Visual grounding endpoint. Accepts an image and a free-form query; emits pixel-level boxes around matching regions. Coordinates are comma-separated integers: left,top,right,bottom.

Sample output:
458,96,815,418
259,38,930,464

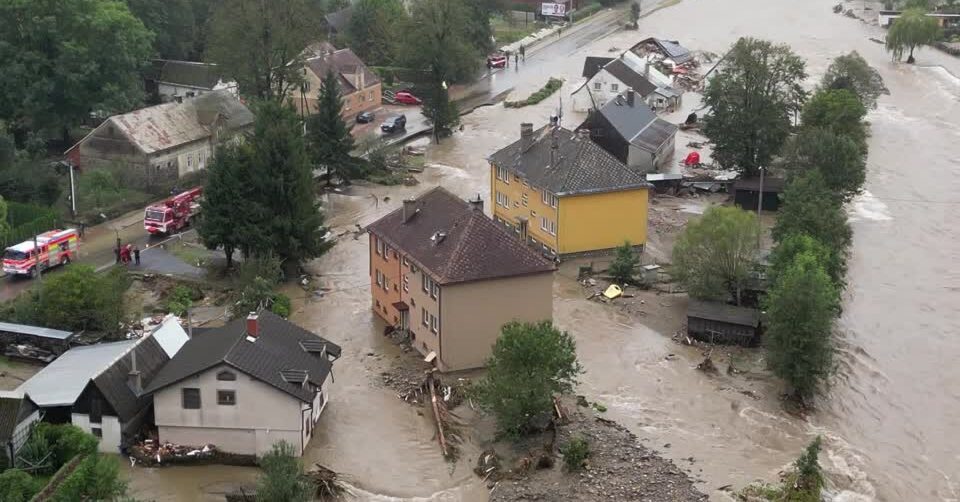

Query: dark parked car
381,114,407,133
356,111,375,123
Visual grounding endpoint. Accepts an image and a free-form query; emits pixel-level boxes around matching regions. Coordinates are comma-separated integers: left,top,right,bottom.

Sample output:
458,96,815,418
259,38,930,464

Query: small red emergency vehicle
2,229,80,278
143,187,203,235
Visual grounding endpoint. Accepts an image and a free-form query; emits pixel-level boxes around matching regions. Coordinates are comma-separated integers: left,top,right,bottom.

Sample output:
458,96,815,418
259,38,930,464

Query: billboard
541,2,567,17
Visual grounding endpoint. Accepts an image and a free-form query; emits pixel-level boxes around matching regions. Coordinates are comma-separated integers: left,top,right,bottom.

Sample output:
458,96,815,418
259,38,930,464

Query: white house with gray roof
142,312,342,457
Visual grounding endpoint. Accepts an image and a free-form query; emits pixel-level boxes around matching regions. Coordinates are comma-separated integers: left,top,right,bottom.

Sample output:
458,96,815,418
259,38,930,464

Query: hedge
504,78,564,108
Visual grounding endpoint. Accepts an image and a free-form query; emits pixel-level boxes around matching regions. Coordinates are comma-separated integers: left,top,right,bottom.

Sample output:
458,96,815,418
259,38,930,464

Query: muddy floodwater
127,0,959,500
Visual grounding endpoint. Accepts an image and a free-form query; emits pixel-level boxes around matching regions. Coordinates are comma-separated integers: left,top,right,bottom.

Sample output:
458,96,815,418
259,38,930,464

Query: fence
2,202,61,249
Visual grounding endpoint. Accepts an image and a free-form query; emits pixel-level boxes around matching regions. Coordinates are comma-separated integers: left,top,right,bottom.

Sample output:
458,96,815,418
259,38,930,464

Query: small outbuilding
686,300,761,346
733,177,785,212
0,322,74,362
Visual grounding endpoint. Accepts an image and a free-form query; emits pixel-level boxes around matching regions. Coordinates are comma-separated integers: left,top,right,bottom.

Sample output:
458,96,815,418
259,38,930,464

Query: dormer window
217,370,237,381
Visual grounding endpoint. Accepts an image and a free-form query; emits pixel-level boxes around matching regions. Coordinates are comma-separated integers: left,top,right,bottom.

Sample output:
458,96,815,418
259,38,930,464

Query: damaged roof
366,187,556,285
633,37,693,64
590,92,678,154
489,125,652,197
92,90,253,155
304,47,380,94
143,311,342,403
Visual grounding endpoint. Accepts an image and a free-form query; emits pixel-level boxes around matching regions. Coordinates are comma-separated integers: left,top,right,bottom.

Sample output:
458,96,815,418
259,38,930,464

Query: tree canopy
764,251,837,401
768,233,845,291
801,89,868,152
608,241,639,284
671,206,760,305
886,8,942,63
772,171,853,255
0,0,153,144
703,37,807,177
207,0,317,100
346,0,407,66
474,321,583,438
820,51,888,109
779,127,866,201
198,145,250,268
403,0,485,84
126,0,198,60
307,70,360,184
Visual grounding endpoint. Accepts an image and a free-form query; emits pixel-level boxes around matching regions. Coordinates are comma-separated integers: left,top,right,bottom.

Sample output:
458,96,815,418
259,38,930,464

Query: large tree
307,70,360,184
0,0,153,146
765,251,837,402
346,0,407,66
820,51,888,109
404,0,483,84
768,233,845,293
886,8,942,63
474,321,583,438
207,0,317,100
671,206,760,305
198,145,250,268
126,0,197,60
779,127,866,201
246,102,331,267
703,38,807,177
772,171,852,259
801,89,868,152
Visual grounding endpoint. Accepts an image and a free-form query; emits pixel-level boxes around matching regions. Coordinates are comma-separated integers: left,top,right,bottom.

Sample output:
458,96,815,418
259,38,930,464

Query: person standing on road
514,52,519,66
133,245,141,266
520,45,526,61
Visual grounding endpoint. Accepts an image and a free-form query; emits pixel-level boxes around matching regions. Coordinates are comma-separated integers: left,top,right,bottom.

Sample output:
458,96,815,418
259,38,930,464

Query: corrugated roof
734,177,786,193
154,60,227,89
98,90,253,155
687,300,760,327
143,312,341,403
304,48,380,94
488,125,652,196
366,188,556,285
0,322,73,340
17,340,137,407
582,56,614,79
633,37,693,64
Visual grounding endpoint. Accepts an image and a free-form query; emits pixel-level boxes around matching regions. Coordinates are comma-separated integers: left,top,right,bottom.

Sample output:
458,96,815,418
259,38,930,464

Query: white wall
71,413,123,453
145,140,212,178
571,68,625,112
159,81,239,102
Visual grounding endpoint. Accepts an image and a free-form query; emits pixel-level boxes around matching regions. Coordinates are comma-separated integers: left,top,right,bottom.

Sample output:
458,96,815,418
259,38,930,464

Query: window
382,276,389,292
182,388,201,409
402,256,408,267
422,307,429,327
187,154,193,168
383,245,391,261
611,83,619,91
541,217,557,236
376,269,384,287
593,82,602,91
376,237,384,256
541,191,558,208
91,427,102,438
496,191,509,208
496,166,509,183
217,370,236,381
430,314,439,334
431,282,439,299
199,150,205,168
422,274,434,294
402,274,409,292
217,390,237,406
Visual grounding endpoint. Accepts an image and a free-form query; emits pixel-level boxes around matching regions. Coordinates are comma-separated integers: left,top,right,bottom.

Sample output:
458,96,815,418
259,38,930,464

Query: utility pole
757,166,764,249
68,163,77,217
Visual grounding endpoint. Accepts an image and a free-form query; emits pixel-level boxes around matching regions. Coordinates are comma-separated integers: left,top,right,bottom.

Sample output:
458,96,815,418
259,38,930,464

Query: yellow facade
489,164,649,255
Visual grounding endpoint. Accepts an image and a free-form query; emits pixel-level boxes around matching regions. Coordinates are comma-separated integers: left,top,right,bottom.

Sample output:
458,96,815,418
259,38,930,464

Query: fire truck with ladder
143,187,203,235
2,229,80,278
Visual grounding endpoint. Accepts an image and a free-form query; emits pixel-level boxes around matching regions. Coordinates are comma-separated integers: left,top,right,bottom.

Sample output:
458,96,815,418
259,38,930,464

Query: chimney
626,88,635,107
128,350,142,393
402,199,418,223
644,60,650,79
469,194,483,212
246,312,259,340
520,122,534,139
577,128,590,139
549,114,559,126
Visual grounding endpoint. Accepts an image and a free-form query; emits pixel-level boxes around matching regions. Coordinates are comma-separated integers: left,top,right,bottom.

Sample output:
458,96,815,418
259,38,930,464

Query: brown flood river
127,0,960,500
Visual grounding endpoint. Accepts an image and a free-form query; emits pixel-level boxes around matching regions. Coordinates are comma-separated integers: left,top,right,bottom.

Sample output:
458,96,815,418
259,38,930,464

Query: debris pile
3,343,57,363
307,463,346,499
131,440,220,466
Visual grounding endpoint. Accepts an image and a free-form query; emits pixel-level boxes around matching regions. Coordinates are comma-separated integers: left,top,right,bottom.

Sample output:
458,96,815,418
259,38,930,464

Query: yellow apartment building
488,123,652,256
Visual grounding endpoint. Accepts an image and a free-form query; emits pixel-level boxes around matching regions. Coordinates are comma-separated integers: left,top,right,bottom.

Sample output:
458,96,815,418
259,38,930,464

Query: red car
394,91,422,105
487,53,508,69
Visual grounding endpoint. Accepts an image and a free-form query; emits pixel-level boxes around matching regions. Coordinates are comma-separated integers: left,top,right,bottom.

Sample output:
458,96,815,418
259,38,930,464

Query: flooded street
127,0,959,500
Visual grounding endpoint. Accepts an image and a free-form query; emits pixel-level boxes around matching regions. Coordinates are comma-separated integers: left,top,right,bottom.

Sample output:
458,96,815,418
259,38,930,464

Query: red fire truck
2,229,80,278
143,187,203,235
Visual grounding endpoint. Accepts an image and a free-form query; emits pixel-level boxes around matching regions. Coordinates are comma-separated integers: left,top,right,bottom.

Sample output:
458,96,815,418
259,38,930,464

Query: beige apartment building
367,187,556,372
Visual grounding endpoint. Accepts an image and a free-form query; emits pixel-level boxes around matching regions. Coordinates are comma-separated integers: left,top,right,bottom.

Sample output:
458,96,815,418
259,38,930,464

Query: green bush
271,293,292,318
0,469,44,502
562,436,590,471
51,454,127,502
504,78,563,108
167,285,194,316
36,423,99,468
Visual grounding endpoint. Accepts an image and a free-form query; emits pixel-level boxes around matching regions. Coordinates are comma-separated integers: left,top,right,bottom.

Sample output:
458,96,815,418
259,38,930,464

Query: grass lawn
167,241,211,268
491,16,547,46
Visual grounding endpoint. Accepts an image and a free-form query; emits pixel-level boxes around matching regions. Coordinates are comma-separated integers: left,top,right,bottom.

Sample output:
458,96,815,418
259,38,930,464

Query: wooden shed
686,300,761,346
0,322,75,362
733,177,785,212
